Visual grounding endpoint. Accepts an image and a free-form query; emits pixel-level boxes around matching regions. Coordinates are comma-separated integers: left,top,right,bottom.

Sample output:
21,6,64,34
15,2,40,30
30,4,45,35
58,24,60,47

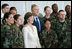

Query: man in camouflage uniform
11,24,24,48
50,4,59,31
50,4,58,20
55,10,71,48
40,20,58,48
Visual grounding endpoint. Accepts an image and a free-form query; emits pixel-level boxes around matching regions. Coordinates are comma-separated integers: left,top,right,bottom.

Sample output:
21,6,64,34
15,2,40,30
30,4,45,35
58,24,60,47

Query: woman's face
6,14,14,24
45,8,51,15
27,16,34,24
45,21,51,29
16,16,22,25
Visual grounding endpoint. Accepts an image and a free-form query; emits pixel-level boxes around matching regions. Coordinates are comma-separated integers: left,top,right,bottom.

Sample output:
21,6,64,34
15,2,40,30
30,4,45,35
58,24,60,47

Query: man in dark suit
31,4,43,38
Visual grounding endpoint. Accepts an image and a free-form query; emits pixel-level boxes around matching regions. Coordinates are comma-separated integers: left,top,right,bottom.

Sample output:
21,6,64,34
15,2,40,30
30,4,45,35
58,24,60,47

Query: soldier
63,5,71,48
1,12,14,48
65,5,71,32
12,14,24,48
65,5,71,20
55,10,71,48
50,3,58,20
50,4,58,30
41,6,51,30
40,19,58,48
10,7,17,16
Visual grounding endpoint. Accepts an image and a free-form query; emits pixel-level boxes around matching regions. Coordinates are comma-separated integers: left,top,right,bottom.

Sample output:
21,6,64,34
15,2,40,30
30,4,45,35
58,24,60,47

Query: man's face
4,6,10,13
10,10,17,16
32,6,39,16
45,8,51,15
52,4,58,13
59,11,66,20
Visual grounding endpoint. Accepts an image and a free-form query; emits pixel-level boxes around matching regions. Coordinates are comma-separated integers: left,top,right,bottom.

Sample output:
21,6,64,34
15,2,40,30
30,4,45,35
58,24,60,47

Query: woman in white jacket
22,12,41,48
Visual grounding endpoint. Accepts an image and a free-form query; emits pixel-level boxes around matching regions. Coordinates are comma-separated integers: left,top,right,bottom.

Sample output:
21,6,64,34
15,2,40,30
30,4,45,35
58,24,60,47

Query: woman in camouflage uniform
12,14,24,48
40,19,58,48
1,12,14,48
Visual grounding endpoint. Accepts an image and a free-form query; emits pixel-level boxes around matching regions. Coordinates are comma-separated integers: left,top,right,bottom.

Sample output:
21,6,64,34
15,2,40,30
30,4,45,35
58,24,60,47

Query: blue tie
36,17,41,32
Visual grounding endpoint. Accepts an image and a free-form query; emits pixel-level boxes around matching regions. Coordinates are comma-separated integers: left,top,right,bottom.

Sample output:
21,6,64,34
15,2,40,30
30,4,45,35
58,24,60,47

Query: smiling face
45,7,51,15
58,11,66,20
3,6,10,13
27,16,34,24
52,4,58,13
45,21,51,30
16,15,22,25
10,10,17,16
32,6,39,16
65,5,71,12
6,14,14,24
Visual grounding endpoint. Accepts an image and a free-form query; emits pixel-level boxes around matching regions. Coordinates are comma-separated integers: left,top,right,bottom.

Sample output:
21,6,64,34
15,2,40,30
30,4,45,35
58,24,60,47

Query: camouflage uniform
1,23,24,48
40,29,58,48
66,15,71,32
41,15,57,31
50,12,58,20
63,16,71,48
50,18,57,31
11,24,24,48
55,20,71,48
1,23,13,48
41,16,52,30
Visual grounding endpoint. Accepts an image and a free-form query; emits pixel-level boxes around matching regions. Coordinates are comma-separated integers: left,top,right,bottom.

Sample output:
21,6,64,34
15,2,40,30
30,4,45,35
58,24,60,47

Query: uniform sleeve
22,27,29,48
2,25,13,48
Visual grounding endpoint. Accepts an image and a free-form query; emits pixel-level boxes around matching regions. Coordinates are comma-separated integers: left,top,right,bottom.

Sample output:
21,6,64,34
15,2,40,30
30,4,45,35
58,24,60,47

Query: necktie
36,17,41,32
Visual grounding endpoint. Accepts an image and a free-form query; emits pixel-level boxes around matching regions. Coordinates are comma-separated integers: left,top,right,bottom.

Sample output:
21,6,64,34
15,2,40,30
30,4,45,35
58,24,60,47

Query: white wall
1,1,71,23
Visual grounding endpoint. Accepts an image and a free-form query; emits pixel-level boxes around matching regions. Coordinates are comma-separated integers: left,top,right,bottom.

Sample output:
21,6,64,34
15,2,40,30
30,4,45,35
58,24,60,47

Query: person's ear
2,9,4,11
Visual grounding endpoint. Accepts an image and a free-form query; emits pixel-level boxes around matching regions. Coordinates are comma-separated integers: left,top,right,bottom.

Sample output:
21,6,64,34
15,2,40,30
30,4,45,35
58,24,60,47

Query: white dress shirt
1,12,4,24
22,25,41,48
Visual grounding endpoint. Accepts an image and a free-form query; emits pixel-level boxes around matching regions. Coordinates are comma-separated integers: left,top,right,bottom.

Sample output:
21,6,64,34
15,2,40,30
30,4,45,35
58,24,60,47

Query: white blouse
22,25,41,48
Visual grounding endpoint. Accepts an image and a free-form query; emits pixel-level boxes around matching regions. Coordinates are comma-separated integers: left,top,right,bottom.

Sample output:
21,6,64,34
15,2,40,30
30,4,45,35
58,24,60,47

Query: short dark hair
44,19,51,24
31,4,38,11
59,10,64,13
24,12,33,25
14,14,21,20
2,12,12,24
2,4,9,9
58,10,64,15
44,6,50,11
52,3,57,9
10,7,17,11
